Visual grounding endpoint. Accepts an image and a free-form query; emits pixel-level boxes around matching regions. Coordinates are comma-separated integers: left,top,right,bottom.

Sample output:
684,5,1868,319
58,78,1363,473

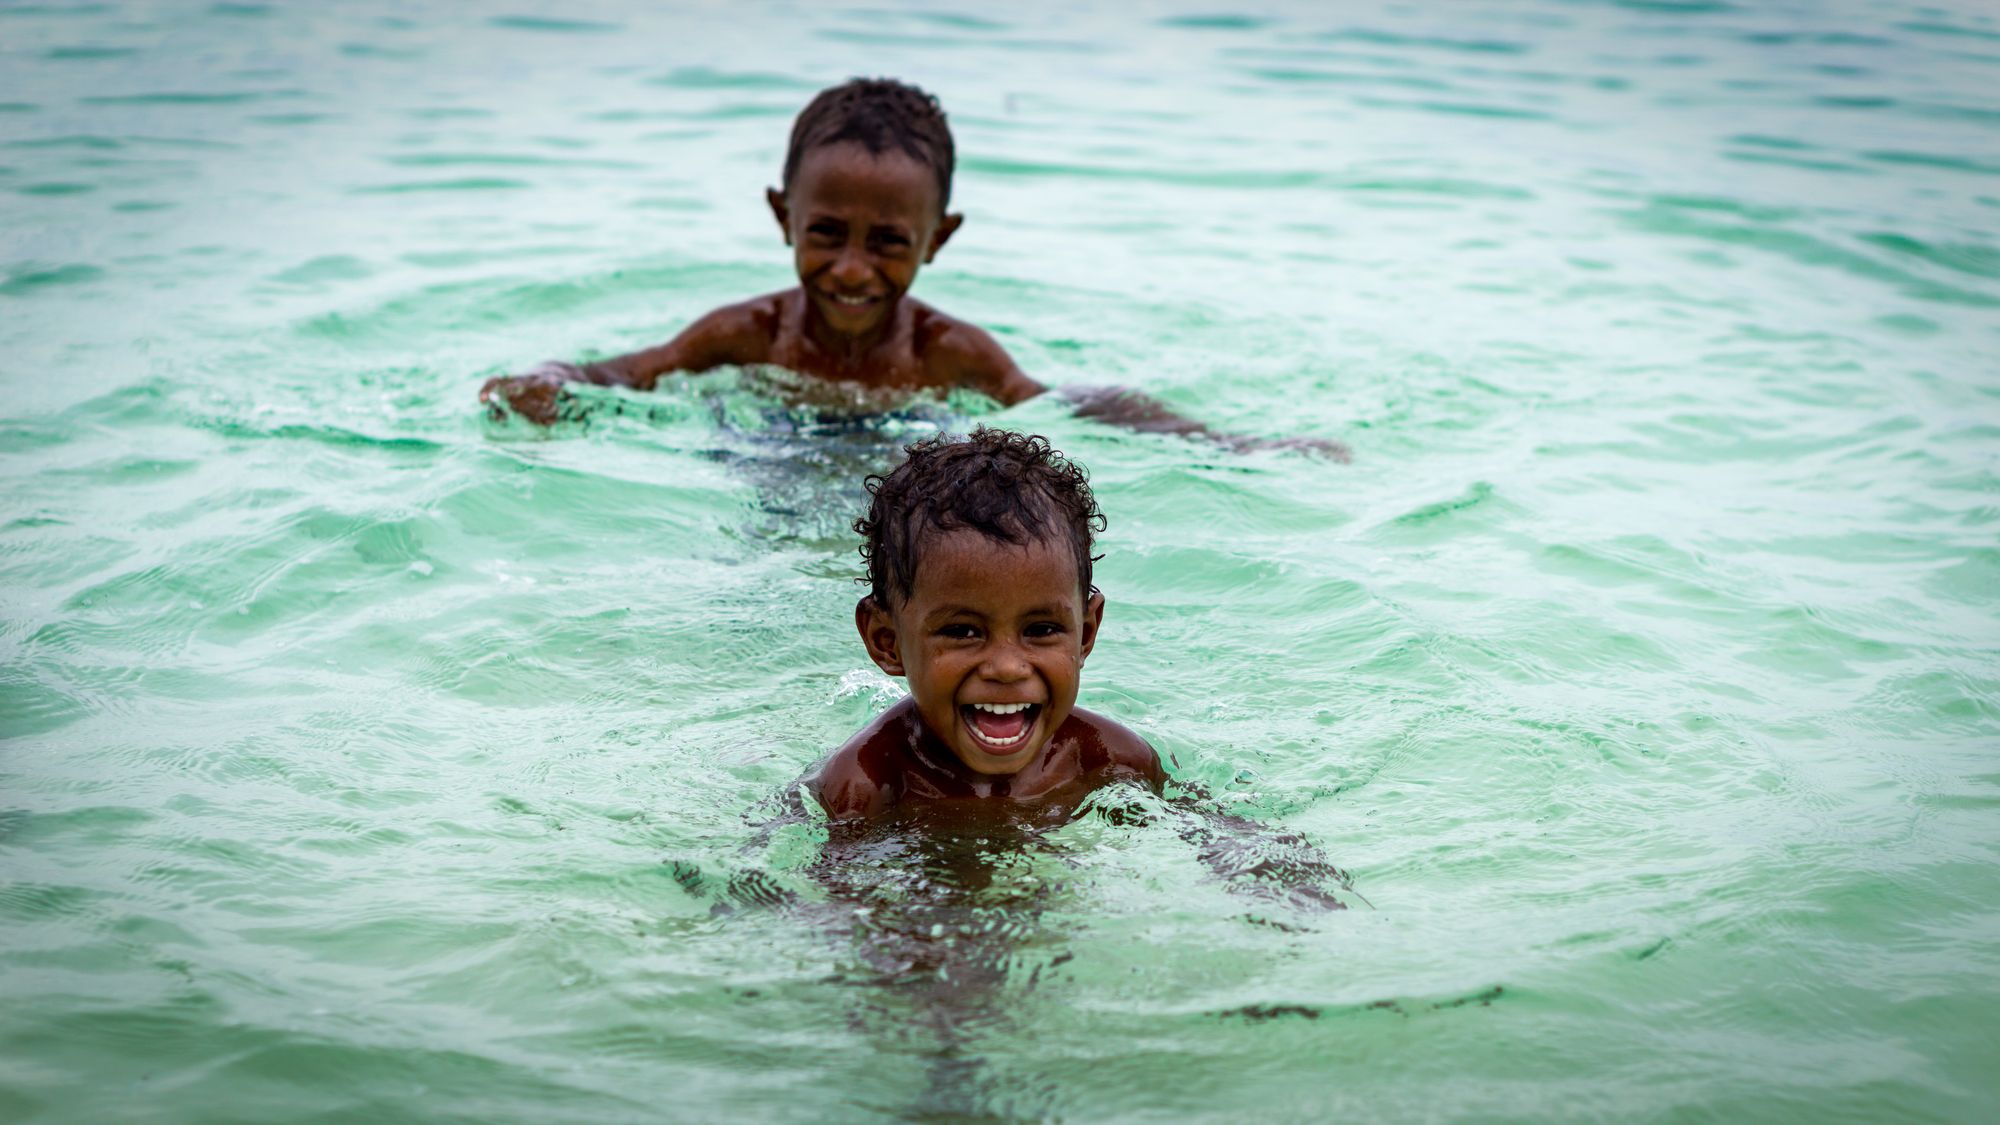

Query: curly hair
783,77,956,212
857,428,1105,608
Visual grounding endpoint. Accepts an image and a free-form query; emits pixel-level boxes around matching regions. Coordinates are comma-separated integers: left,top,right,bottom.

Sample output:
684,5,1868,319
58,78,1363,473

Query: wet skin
481,142,1041,421
811,531,1165,821
813,699,1164,822
477,142,1348,458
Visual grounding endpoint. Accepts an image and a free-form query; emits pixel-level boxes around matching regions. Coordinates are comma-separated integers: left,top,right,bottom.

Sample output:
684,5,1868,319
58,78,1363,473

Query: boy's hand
479,361,581,424
1224,434,1353,462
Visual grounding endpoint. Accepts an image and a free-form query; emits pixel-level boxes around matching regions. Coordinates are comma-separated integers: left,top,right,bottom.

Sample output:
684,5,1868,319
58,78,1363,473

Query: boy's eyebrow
921,600,1073,625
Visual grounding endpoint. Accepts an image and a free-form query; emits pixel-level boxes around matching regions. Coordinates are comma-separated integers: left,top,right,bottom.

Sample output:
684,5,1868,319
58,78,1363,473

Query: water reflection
681,784,1357,1118
652,367,979,543
526,365,977,544
810,800,1077,1119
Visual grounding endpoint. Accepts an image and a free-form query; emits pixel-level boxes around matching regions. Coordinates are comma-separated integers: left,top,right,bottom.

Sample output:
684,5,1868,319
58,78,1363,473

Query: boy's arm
933,321,1349,461
1176,800,1357,911
1075,708,1170,794
1061,386,1349,460
807,702,913,822
927,319,1047,406
1074,715,1349,910
479,298,777,424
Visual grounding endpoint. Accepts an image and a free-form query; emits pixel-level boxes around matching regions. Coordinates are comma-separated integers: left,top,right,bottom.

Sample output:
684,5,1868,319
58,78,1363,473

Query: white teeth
832,294,873,305
964,701,1038,751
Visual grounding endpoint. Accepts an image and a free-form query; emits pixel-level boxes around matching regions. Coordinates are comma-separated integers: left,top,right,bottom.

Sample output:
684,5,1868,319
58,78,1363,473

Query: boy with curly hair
809,427,1165,819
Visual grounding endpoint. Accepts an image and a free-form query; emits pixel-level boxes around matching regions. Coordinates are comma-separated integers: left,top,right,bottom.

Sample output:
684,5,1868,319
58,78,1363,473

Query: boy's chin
812,292,895,332
910,703,1054,777
951,742,1041,776
950,712,1048,775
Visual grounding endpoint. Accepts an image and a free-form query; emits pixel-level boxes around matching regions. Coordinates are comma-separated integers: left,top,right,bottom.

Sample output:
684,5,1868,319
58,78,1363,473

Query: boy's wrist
524,360,585,382
527,360,623,388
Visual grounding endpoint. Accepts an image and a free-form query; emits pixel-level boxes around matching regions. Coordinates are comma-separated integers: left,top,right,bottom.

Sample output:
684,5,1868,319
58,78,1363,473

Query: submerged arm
1147,774,1362,912
942,325,1348,460
1174,798,1360,912
1081,777,1358,913
1060,385,1350,460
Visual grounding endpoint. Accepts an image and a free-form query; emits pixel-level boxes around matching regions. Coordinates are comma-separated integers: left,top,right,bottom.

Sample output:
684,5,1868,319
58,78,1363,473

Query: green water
5,0,1999,1120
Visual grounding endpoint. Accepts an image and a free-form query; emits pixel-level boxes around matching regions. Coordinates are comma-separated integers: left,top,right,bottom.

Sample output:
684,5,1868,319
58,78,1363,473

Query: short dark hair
857,428,1105,608
783,77,956,212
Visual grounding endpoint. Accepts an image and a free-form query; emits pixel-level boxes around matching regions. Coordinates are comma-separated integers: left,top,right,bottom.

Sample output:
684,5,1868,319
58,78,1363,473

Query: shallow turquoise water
4,0,1999,1120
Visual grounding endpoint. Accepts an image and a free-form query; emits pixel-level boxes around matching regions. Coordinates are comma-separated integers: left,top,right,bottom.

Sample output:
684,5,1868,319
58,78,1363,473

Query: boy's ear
767,187,792,245
924,212,964,263
1078,588,1105,663
856,596,905,676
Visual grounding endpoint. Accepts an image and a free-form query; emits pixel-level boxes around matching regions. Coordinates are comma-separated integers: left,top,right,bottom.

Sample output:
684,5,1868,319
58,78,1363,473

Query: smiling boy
479,79,1342,456
810,428,1164,821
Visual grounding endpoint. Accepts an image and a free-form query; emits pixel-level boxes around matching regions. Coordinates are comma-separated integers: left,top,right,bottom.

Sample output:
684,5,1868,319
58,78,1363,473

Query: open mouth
959,701,1044,753
824,292,881,309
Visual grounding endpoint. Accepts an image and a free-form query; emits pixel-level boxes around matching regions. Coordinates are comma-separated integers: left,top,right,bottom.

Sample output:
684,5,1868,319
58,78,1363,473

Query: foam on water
3,0,1998,1120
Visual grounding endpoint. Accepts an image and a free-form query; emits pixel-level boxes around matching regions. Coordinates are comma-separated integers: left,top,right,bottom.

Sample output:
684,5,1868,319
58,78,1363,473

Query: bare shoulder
808,698,913,821
909,300,1045,405
1070,706,1167,791
671,289,789,369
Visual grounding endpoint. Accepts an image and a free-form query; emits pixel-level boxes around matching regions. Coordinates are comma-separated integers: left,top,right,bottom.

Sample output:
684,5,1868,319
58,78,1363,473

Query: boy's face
768,142,963,340
858,529,1103,777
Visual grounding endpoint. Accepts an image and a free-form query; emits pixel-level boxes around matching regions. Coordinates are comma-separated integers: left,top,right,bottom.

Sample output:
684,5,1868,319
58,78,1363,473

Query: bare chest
767,302,946,391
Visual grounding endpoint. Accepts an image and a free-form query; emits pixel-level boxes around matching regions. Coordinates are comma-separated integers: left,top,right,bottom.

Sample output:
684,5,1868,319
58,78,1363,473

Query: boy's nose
831,248,872,288
980,644,1032,681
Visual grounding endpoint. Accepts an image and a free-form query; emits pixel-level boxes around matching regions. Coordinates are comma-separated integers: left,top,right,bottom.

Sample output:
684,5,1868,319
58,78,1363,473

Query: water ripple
2,0,1997,1120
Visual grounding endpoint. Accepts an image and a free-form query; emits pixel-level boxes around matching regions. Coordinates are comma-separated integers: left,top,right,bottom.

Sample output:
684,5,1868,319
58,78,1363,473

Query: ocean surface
4,0,1998,1120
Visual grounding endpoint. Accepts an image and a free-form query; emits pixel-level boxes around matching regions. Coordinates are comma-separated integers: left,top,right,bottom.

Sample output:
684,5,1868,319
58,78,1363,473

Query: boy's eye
807,222,843,240
870,231,911,251
1025,621,1064,639
938,624,979,640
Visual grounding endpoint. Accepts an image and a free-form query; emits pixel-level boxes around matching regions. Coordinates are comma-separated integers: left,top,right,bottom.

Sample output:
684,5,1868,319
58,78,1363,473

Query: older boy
810,428,1164,820
480,78,1342,457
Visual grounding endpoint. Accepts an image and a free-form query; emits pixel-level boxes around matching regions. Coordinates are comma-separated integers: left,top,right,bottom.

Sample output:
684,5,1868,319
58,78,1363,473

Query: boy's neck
800,291,901,366
905,708,1013,797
